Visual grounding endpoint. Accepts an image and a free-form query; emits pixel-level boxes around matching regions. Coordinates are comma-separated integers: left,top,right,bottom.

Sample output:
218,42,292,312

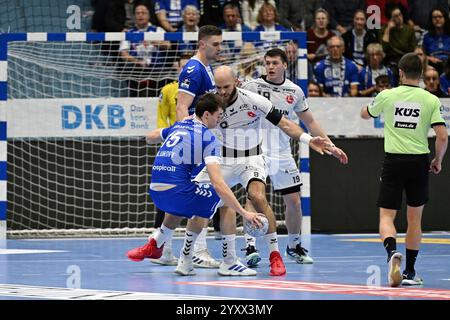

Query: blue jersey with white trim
152,118,221,186
314,57,359,97
178,57,216,115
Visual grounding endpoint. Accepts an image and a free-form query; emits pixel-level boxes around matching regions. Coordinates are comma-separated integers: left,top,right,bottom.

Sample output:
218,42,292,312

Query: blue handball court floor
0,233,449,300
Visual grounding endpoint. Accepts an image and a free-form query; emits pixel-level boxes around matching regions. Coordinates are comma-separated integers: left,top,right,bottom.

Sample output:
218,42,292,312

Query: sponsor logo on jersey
247,111,257,118
180,78,190,89
286,95,294,104
393,102,421,129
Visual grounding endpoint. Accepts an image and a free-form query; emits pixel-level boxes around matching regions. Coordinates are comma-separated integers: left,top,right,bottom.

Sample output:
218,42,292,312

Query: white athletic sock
264,232,280,253
245,234,256,248
288,233,301,249
150,224,174,248
222,234,237,264
194,227,208,252
180,230,199,261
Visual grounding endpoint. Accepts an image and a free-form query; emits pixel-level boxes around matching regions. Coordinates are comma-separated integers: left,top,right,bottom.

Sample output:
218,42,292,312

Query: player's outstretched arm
206,162,262,227
145,129,164,144
298,110,348,164
276,116,329,155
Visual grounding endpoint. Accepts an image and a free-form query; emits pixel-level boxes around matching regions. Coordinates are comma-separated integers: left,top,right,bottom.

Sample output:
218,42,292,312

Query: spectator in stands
380,4,416,71
440,57,450,95
220,3,252,55
424,67,448,97
253,2,288,32
373,74,392,96
365,0,409,27
342,10,379,70
241,0,277,30
236,43,264,82
176,5,201,54
278,0,323,31
323,0,365,34
119,3,171,96
414,46,429,88
155,0,199,32
314,35,359,97
408,0,449,31
307,80,324,97
124,0,159,29
285,40,298,81
198,0,241,27
359,43,395,97
221,3,252,32
423,7,450,75
307,9,335,65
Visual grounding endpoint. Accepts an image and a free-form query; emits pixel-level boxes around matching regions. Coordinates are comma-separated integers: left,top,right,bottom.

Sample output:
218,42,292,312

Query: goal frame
0,31,310,238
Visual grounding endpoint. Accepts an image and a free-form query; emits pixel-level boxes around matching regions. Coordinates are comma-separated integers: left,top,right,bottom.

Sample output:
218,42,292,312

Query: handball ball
244,214,269,237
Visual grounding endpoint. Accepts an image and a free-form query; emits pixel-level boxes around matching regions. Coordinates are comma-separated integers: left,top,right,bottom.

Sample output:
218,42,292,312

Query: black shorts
377,153,430,210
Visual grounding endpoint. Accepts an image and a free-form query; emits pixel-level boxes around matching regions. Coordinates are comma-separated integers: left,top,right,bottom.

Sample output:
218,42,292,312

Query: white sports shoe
218,259,257,276
285,245,314,264
192,249,220,268
174,259,196,276
149,246,178,266
388,251,403,287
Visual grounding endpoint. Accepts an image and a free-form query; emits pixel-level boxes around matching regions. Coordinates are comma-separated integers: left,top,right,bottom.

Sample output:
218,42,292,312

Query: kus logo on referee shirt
393,102,421,129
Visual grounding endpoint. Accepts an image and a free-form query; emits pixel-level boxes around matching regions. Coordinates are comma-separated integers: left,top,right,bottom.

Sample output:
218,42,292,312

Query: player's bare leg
380,208,402,287
402,205,424,285
283,192,313,264
217,206,256,276
127,213,182,262
247,181,286,276
175,216,209,275
243,200,262,267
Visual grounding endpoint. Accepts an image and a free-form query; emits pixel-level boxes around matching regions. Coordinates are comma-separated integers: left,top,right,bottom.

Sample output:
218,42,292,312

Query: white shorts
265,155,302,194
194,155,267,190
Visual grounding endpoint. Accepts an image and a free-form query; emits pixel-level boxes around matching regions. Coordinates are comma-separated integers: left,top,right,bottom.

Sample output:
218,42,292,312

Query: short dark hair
265,48,288,64
375,75,391,85
179,52,194,61
198,25,222,41
398,53,423,79
195,93,223,118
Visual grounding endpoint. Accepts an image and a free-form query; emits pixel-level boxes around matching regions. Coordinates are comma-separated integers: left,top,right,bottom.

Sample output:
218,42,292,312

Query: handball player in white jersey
194,65,332,276
241,48,348,267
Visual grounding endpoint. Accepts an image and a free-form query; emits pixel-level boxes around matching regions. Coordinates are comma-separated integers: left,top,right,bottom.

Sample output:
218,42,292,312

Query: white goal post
0,31,309,238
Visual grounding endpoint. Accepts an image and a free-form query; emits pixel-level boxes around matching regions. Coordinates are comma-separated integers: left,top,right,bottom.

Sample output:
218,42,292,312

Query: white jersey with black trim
241,76,309,158
214,88,274,152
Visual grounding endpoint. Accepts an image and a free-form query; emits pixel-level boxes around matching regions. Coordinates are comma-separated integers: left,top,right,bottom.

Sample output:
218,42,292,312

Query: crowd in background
90,0,450,98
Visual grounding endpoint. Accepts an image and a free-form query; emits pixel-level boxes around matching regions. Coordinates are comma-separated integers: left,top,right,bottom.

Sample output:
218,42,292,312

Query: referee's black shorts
377,153,430,210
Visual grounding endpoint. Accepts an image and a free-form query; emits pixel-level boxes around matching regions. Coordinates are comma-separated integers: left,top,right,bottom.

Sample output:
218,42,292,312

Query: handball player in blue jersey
175,25,223,267
127,93,263,275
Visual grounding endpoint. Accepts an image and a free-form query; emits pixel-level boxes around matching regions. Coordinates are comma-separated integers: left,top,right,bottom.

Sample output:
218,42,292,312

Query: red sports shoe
127,238,164,262
269,251,286,276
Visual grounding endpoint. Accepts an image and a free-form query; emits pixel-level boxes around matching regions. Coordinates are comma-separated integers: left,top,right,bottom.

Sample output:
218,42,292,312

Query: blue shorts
149,183,221,219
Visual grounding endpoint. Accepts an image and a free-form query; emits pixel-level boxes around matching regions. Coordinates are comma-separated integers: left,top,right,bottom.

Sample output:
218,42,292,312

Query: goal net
3,31,307,238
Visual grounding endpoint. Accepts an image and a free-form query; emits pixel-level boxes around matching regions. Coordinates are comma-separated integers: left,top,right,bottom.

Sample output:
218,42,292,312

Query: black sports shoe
402,270,424,286
242,245,261,267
